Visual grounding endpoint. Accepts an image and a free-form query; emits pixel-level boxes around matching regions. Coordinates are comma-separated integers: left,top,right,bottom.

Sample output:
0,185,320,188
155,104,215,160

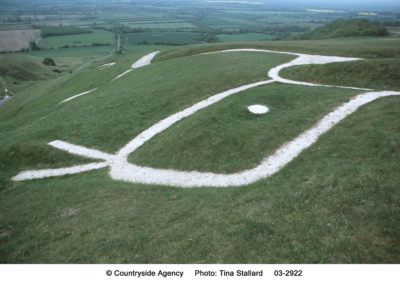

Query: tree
30,41,40,51
42,58,56,66
112,24,128,54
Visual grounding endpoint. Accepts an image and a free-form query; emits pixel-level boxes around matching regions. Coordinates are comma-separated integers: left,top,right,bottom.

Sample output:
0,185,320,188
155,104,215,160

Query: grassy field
39,30,115,49
124,32,201,45
281,58,400,91
217,33,275,42
0,54,58,96
129,83,360,173
155,37,400,61
127,22,197,29
0,38,399,263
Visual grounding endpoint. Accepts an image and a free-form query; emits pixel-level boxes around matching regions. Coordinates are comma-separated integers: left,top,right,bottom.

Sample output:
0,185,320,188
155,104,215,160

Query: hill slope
0,54,58,82
0,38,399,263
292,18,388,40
0,54,59,98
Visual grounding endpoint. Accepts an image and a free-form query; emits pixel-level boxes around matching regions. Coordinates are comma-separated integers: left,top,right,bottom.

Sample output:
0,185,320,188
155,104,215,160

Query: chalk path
60,51,160,103
12,49,400,187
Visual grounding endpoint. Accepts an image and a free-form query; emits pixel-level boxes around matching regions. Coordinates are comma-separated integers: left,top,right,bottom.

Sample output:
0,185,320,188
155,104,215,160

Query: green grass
0,51,158,123
281,58,400,91
255,14,305,24
0,54,57,82
155,37,400,62
217,33,275,42
124,32,201,45
293,18,388,40
129,84,360,173
0,52,294,154
26,45,114,58
39,30,115,49
0,54,58,96
0,39,399,263
127,22,196,29
1,96,399,263
26,45,168,59
40,26,92,37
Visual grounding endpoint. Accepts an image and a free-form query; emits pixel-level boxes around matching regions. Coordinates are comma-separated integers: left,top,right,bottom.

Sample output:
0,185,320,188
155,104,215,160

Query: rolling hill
0,37,399,263
292,18,389,40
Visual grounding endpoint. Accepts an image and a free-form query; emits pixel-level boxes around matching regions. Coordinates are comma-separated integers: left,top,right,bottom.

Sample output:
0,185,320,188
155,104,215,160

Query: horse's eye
248,104,269,114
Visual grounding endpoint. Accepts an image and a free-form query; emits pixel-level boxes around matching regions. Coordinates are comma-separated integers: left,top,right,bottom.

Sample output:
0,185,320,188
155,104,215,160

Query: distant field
0,29,40,52
387,27,400,36
98,11,165,21
39,30,115,49
255,15,305,24
0,23,33,31
124,31,201,45
217,33,275,42
26,45,114,57
127,22,197,29
200,16,247,27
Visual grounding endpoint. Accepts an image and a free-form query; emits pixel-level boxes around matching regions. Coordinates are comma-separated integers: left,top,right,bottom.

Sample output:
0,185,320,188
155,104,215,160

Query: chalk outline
12,49,400,187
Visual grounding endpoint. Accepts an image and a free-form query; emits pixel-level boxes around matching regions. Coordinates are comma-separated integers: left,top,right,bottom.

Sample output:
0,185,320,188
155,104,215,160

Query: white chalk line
98,62,116,69
59,88,98,104
207,49,371,91
112,51,160,81
112,69,133,81
13,162,109,181
118,79,274,157
11,49,400,187
61,51,160,103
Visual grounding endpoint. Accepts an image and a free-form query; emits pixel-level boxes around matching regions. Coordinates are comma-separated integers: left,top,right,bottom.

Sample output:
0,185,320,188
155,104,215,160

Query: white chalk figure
12,50,400,187
248,104,269,114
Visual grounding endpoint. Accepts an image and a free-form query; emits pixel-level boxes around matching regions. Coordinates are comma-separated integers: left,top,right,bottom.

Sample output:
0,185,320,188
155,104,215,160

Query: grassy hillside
292,18,388,40
130,84,360,173
155,37,400,61
0,38,399,263
0,54,59,98
0,54,57,82
281,58,400,91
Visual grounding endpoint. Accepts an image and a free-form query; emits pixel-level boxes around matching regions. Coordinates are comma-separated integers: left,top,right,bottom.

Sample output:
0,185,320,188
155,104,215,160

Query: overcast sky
3,0,400,9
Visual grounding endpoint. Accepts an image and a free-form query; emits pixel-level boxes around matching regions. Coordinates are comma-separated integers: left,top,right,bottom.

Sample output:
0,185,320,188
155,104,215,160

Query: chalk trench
12,49,400,187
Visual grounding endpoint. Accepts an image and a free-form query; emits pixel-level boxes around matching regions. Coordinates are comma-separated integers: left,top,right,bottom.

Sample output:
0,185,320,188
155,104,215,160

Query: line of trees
292,18,388,40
